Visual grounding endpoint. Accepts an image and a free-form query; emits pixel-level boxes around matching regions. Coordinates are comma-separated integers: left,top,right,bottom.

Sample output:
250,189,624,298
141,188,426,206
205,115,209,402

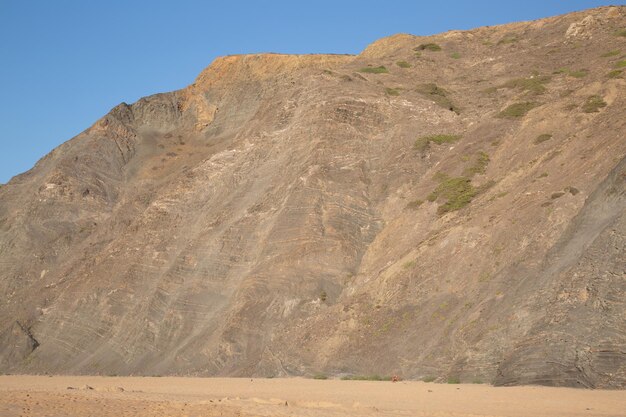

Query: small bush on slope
359,66,388,74
415,43,442,51
498,102,539,118
582,95,607,113
414,134,461,152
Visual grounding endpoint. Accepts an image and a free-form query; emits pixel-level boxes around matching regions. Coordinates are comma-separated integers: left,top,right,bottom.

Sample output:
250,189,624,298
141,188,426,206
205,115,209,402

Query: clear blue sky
0,0,616,183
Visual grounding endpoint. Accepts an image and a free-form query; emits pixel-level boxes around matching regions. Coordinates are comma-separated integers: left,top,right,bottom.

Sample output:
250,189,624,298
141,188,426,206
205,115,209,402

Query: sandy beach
0,375,625,417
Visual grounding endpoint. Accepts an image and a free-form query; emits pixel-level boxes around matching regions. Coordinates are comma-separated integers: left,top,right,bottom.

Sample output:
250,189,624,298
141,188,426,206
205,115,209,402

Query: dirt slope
0,6,625,387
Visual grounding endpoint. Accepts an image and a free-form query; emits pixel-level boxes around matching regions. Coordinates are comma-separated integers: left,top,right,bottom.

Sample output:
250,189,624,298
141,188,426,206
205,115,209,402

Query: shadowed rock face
0,7,625,387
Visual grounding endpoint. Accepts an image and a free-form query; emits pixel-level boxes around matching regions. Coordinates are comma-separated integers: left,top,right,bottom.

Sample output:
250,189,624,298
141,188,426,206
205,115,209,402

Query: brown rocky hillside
1,6,625,388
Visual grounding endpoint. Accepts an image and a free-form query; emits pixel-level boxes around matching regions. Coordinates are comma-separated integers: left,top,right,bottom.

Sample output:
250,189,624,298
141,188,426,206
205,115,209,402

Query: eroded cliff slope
1,6,625,387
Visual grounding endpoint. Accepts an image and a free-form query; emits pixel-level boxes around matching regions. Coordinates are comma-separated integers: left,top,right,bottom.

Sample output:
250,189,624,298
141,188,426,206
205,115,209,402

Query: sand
0,375,625,417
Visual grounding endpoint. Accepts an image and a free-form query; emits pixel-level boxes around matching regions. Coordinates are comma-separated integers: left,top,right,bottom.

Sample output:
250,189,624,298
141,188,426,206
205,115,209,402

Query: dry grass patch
498,34,519,45
534,133,553,144
607,70,623,78
601,50,620,57
415,83,460,113
568,69,589,78
463,152,490,176
406,199,424,209
582,95,607,113
500,75,551,94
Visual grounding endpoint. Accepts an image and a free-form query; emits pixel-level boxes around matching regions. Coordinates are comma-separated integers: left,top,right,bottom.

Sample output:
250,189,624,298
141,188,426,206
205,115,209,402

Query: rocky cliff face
1,6,625,388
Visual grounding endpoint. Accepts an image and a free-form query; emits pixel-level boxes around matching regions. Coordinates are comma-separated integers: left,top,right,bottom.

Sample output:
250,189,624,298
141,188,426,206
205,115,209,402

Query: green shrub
551,191,565,199
500,75,551,94
450,52,461,59
415,83,460,113
534,133,552,144
415,43,442,51
414,51,422,58
608,69,623,78
422,376,436,382
614,60,626,69
582,95,607,113
385,87,401,96
396,61,411,68
313,374,328,380
615,29,626,37
414,134,461,151
360,66,389,74
601,50,620,57
428,175,477,214
538,172,549,178
447,377,461,384
498,102,539,118
320,290,327,302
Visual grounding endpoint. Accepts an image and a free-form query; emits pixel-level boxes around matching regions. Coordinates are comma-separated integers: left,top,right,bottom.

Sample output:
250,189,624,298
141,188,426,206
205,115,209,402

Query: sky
0,0,618,183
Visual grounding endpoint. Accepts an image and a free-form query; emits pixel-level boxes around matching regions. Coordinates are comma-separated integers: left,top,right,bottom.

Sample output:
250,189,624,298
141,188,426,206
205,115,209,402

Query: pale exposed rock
566,15,599,39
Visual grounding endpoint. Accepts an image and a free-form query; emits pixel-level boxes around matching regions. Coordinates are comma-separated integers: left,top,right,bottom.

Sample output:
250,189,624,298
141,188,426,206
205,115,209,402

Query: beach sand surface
0,375,625,417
